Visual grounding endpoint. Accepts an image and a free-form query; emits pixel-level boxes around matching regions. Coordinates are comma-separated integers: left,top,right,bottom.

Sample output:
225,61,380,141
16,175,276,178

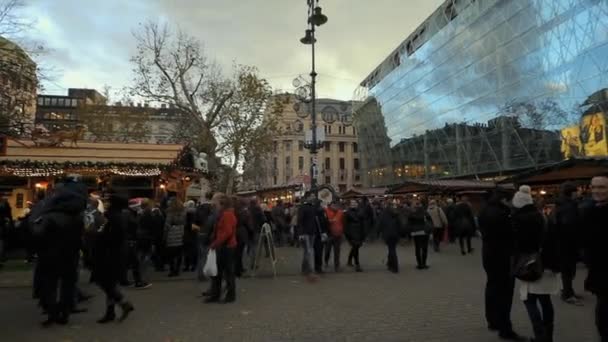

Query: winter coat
408,207,430,235
210,209,237,249
297,202,318,237
325,207,344,237
138,208,159,242
93,194,129,283
379,207,400,242
583,201,608,296
344,208,366,244
452,202,476,237
183,207,197,244
512,204,560,273
249,204,266,235
164,210,186,248
554,196,581,260
194,202,214,236
478,200,515,273
426,205,448,229
235,207,250,245
271,205,288,228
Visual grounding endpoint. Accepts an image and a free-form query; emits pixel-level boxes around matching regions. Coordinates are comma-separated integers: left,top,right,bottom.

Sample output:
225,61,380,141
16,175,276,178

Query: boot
544,322,554,342
118,301,134,322
97,306,116,324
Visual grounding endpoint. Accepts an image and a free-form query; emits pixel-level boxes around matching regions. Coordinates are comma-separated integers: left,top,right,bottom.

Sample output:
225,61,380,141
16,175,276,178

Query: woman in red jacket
205,194,238,304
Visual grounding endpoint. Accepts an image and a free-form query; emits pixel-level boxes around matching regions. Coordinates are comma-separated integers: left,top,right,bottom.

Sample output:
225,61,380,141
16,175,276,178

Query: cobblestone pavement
0,239,598,341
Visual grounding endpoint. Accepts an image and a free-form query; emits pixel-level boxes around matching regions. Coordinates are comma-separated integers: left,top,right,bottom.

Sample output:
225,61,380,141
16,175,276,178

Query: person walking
344,199,365,272
512,185,561,342
409,199,431,270
324,201,344,272
553,182,583,305
150,204,166,272
479,190,526,341
297,192,327,279
453,196,476,255
427,199,448,252
164,198,186,277
193,192,215,284
182,200,198,272
234,197,250,277
205,194,238,303
583,176,608,342
93,192,134,324
379,200,401,273
134,200,154,289
271,200,288,247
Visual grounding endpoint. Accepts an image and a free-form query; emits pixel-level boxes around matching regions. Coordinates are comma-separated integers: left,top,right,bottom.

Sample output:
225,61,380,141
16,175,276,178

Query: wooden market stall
0,138,207,218
236,184,301,204
388,179,502,195
340,187,388,199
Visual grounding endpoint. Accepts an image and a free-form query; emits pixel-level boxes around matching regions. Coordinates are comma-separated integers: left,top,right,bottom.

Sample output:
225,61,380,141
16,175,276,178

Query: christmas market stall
388,179,501,195
340,187,388,199
0,138,209,219
236,184,301,205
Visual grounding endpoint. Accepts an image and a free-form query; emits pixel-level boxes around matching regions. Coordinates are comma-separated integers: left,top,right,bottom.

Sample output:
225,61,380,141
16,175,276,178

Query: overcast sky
23,0,443,100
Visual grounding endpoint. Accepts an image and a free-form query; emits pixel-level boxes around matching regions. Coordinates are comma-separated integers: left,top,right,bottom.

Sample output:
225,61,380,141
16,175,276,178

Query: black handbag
512,253,543,282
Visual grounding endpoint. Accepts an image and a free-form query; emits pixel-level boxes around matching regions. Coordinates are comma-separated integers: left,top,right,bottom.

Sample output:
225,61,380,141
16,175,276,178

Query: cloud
26,0,444,99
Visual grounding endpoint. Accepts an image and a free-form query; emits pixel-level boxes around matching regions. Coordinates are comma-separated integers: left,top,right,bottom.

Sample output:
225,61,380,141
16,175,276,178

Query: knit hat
512,185,533,209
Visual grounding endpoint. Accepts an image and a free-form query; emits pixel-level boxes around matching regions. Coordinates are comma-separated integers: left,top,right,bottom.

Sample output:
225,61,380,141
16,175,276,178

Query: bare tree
503,98,572,130
217,65,284,194
130,21,234,161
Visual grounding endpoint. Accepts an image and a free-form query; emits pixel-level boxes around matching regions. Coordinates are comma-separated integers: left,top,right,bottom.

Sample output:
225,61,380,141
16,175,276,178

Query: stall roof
236,184,300,197
389,179,499,194
501,157,608,185
341,187,388,198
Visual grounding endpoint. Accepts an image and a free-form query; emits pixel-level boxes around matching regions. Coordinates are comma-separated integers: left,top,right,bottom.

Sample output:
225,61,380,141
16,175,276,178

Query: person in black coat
234,197,250,277
93,192,134,324
478,189,524,340
553,182,582,304
344,199,365,272
452,196,476,255
297,193,328,277
37,184,86,327
583,176,608,341
379,201,401,273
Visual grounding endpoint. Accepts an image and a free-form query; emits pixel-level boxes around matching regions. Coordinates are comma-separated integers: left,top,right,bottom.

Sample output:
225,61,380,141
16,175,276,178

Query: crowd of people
0,174,606,342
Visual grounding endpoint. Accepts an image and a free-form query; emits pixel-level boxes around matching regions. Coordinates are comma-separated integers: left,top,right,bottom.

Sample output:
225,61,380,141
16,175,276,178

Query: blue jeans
300,235,315,275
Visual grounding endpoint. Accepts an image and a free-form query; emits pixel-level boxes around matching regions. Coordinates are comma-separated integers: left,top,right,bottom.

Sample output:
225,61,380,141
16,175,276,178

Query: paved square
0,240,598,341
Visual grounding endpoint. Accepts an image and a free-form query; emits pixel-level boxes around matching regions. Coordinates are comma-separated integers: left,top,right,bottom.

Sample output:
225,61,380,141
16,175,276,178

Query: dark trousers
313,235,323,272
347,242,361,266
166,246,183,275
560,256,577,299
432,228,444,251
40,256,78,321
235,241,246,277
123,241,142,284
211,247,236,300
183,238,198,271
597,295,608,342
523,294,554,342
413,235,429,267
324,236,342,270
459,234,473,253
386,238,399,272
153,240,165,271
483,253,515,333
97,279,124,307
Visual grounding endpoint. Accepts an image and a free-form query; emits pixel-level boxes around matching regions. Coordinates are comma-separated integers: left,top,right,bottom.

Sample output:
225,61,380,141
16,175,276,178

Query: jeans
483,251,515,333
347,242,362,267
386,238,399,272
301,235,315,275
523,294,554,342
248,232,271,270
183,237,198,271
413,234,429,267
597,295,608,342
324,235,342,270
210,247,236,300
166,246,183,275
124,241,142,284
560,256,577,299
98,279,124,307
136,241,152,284
40,256,78,321
459,234,473,254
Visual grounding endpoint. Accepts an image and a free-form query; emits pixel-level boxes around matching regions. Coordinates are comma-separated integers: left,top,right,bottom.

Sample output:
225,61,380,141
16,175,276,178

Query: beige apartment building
259,95,362,194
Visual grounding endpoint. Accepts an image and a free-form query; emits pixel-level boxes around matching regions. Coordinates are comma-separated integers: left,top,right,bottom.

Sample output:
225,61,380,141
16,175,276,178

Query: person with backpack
512,185,560,342
427,199,448,252
409,199,432,270
379,200,401,273
324,201,344,272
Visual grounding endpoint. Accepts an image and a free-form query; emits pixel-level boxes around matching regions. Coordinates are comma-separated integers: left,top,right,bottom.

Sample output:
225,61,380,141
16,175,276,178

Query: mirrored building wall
354,0,608,187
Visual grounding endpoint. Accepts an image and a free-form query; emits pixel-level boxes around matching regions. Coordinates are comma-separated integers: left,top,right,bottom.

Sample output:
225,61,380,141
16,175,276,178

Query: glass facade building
354,0,608,187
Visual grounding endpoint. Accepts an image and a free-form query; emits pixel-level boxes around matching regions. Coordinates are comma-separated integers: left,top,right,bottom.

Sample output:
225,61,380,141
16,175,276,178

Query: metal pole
309,6,318,196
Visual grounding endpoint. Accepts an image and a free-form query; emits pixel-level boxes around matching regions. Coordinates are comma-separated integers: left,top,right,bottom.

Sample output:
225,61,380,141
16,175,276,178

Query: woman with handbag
512,185,561,342
409,199,432,270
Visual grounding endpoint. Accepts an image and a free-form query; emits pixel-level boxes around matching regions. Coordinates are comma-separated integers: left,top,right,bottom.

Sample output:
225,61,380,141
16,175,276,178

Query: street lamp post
300,0,327,195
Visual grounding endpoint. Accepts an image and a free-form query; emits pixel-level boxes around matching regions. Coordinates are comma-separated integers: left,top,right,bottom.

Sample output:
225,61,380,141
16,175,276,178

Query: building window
324,141,330,152
298,141,304,151
273,176,277,185
353,126,357,136
325,157,330,170
339,158,345,170
71,99,78,107
273,157,278,170
284,141,291,151
273,141,278,153
353,142,358,153
43,97,50,106
51,98,58,106
298,156,304,170
57,98,65,107
339,142,345,152
285,156,290,166
37,97,43,105
325,176,331,184
325,125,332,135
354,158,360,170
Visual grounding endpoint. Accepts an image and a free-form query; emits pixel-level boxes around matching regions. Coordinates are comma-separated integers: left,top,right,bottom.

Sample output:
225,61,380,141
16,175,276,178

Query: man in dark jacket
37,184,86,326
478,190,525,341
453,196,476,255
584,176,608,341
297,192,327,278
271,200,288,247
345,199,365,272
0,196,13,266
554,182,583,305
379,201,400,273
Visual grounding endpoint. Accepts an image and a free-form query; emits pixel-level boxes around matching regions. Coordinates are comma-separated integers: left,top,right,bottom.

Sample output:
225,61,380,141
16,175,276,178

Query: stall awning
389,179,499,194
501,157,608,185
0,139,196,177
236,184,300,197
341,187,387,198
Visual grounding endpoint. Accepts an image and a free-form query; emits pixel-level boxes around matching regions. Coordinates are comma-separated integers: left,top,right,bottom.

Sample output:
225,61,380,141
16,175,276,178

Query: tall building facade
354,0,608,186
249,95,362,193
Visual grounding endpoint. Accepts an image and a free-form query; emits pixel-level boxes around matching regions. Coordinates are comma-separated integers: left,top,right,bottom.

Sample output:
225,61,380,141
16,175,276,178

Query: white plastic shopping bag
203,249,218,277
